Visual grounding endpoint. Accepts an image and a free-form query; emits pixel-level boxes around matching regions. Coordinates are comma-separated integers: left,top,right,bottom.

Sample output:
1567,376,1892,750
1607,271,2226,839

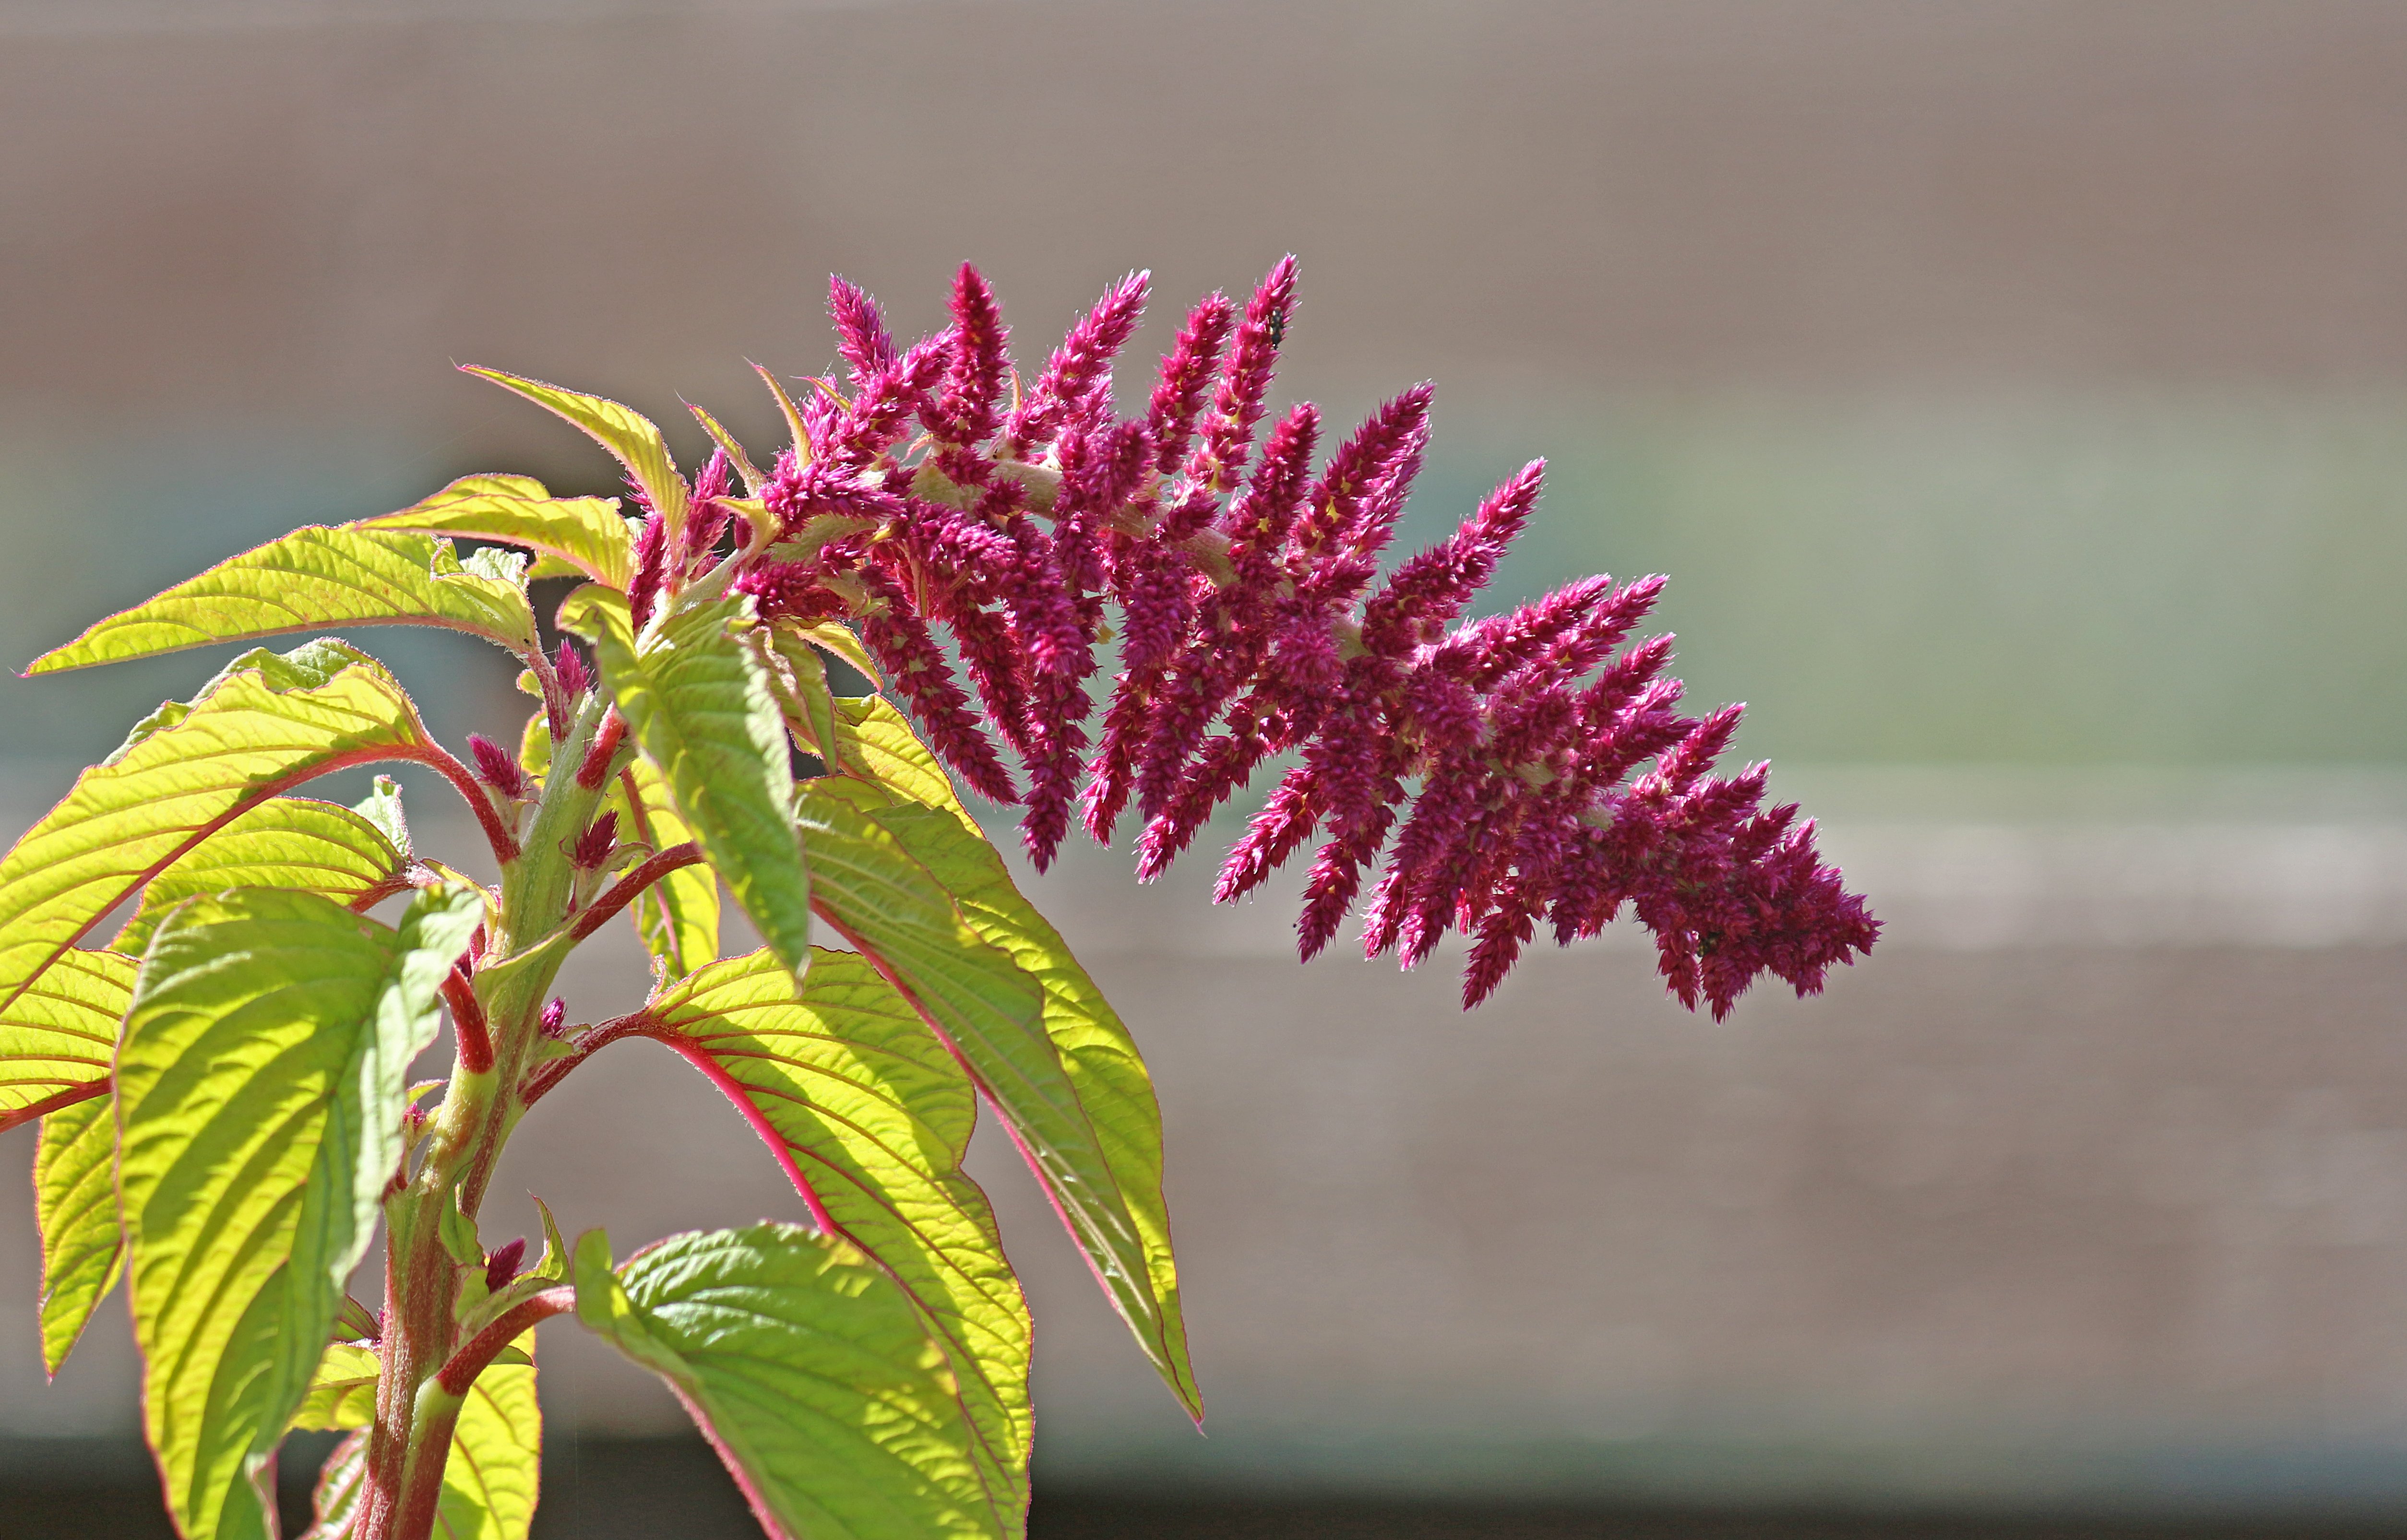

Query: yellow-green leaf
298,1340,535,1537
573,1224,999,1539
117,885,481,1540
0,640,439,1021
686,401,768,497
0,946,132,1128
560,588,805,977
817,777,1198,1419
291,1342,382,1431
642,948,1030,1523
36,1090,124,1375
465,368,687,544
356,473,634,589
27,528,538,674
613,757,719,978
109,795,411,957
437,1336,541,1540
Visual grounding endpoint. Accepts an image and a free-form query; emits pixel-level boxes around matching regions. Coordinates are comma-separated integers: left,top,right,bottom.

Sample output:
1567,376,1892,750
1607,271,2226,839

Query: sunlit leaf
355,473,635,589
613,757,720,977
815,777,1198,1419
573,1223,999,1539
640,948,1030,1521
560,588,805,977
438,1336,541,1540
35,1091,124,1375
291,1343,382,1432
792,787,1170,1418
464,369,687,544
0,640,442,1022
109,795,411,957
686,401,768,497
0,947,131,1130
301,1432,368,1540
117,885,480,1540
27,528,538,673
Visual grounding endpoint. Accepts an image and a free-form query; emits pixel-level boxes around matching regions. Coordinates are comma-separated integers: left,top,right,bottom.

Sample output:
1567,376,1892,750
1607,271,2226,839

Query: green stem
360,690,625,1540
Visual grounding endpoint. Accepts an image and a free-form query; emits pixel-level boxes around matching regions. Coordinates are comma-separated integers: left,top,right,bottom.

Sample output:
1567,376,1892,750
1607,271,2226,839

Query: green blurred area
4,391,2401,781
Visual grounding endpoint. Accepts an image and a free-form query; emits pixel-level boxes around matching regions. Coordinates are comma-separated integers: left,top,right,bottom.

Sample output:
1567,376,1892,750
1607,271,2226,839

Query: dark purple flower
467,734,531,800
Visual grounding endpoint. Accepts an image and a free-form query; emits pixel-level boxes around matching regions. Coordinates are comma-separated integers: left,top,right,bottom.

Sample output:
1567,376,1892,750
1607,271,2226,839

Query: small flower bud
483,1237,526,1295
539,997,569,1040
570,810,618,871
466,734,530,800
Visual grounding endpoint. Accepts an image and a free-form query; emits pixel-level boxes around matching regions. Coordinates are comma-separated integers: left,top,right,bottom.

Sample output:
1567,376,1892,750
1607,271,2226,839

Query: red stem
0,1078,108,1136
439,969,492,1076
434,1287,575,1396
575,709,628,790
568,841,703,942
412,743,522,866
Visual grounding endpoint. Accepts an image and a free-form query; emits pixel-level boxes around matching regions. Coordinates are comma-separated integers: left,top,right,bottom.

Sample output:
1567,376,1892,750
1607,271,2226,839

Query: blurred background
4,0,2407,1534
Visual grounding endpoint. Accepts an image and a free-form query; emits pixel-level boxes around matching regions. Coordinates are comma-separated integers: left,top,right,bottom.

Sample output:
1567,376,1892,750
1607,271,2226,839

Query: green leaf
830,695,974,826
355,472,635,589
352,774,414,857
438,1336,542,1540
27,529,539,674
560,588,806,977
642,948,1030,1521
117,884,481,1540
0,640,441,1020
292,1333,539,1540
573,1223,1001,1540
36,1092,124,1375
814,779,1199,1420
686,400,769,497
615,757,720,978
0,946,133,1128
465,368,688,544
302,1432,368,1540
109,794,411,957
291,1342,382,1431
790,787,1172,1410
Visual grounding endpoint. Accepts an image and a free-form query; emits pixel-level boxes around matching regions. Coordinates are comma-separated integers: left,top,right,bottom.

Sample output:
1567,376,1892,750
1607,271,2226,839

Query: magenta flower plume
554,642,593,701
728,256,1876,1015
571,809,619,870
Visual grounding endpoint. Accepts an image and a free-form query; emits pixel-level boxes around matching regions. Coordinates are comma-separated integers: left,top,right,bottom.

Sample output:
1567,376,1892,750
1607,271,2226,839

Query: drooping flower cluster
648,260,1876,1016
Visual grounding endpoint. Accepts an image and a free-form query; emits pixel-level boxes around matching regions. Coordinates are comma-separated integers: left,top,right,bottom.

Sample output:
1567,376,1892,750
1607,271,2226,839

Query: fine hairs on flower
703,259,1876,1018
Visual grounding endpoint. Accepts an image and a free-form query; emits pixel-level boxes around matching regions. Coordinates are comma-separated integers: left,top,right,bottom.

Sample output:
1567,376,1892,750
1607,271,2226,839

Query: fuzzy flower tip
466,734,530,800
715,258,1876,1014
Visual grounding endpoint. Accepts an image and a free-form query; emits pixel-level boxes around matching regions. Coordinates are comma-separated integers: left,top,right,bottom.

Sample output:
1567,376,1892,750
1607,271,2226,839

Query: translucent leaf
560,588,806,977
302,1432,368,1540
109,795,411,957
686,401,768,497
437,1335,541,1540
790,788,1171,1412
0,946,131,1128
573,1223,1000,1539
26,529,538,674
830,695,973,826
355,472,635,589
291,1343,382,1431
641,948,1030,1521
352,774,414,857
814,777,1198,1420
35,1091,124,1375
0,640,438,1022
614,757,719,977
117,885,481,1540
464,368,688,544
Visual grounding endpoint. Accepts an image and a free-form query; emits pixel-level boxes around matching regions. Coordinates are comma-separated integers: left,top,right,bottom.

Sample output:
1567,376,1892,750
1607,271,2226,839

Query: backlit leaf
356,473,635,589
438,1336,541,1540
613,757,720,978
816,778,1198,1420
560,588,805,977
793,789,1164,1424
109,794,410,957
0,947,131,1129
27,528,538,674
573,1223,999,1539
35,1090,124,1375
291,1342,381,1431
0,640,439,1022
465,369,687,544
640,948,1030,1522
117,885,480,1540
